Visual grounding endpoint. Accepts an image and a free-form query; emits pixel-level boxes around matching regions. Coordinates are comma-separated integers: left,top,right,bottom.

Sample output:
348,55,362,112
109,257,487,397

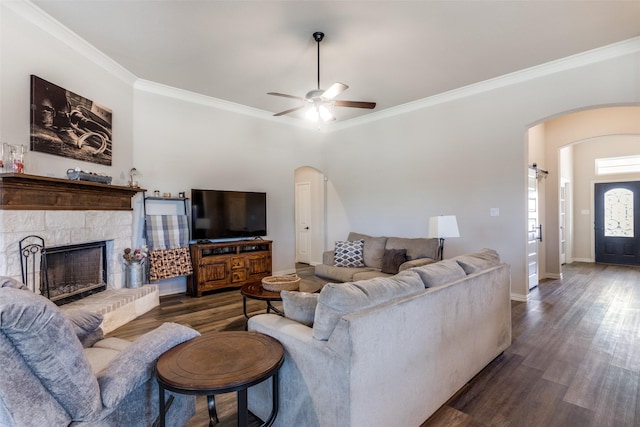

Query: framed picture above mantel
30,75,113,166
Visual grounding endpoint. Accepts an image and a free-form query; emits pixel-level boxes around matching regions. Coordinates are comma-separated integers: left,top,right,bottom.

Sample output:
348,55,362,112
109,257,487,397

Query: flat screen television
191,189,267,241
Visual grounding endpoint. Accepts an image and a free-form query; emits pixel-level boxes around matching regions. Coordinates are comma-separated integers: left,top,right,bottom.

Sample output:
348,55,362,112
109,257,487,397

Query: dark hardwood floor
108,262,640,426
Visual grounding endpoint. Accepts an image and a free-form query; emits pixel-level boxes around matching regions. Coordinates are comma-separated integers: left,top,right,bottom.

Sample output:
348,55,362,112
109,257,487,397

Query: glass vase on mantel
1,143,26,174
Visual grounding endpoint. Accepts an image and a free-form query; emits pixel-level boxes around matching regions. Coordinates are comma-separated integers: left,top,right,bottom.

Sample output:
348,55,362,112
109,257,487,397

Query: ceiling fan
268,31,376,122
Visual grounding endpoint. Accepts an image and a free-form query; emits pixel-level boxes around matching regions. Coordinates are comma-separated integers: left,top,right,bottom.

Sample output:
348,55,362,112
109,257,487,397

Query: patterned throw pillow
333,240,365,267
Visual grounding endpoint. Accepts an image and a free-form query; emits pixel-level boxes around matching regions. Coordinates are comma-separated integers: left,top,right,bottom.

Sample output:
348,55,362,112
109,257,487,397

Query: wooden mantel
0,173,145,211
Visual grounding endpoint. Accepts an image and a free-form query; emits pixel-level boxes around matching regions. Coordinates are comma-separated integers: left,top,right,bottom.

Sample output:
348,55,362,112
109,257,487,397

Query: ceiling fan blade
268,92,305,101
333,100,377,109
273,105,306,117
321,83,348,100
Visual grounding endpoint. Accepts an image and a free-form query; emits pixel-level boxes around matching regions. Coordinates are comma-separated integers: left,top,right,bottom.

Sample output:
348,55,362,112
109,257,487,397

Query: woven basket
262,274,300,292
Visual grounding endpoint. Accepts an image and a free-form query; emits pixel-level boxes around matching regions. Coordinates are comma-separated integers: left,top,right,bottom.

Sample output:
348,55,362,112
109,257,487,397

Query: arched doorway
527,106,640,283
294,166,326,266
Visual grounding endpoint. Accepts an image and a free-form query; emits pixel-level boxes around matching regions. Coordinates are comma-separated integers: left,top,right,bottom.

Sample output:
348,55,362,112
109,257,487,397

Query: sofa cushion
85,347,121,374
455,248,501,274
381,249,407,274
312,270,424,340
281,291,319,326
0,287,102,419
348,232,388,269
334,240,365,267
386,237,439,261
62,309,104,347
411,259,467,288
352,270,392,281
315,263,377,282
398,257,436,272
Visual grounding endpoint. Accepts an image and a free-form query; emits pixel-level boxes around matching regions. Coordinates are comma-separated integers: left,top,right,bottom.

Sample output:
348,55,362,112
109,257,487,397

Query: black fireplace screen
45,241,107,302
19,236,107,305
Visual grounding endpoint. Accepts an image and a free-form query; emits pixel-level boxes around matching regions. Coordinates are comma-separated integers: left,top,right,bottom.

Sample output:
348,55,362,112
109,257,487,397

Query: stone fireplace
0,173,158,332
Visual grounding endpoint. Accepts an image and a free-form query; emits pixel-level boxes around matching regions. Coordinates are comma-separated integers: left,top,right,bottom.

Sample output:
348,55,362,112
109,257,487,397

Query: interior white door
528,168,540,290
295,181,312,264
560,181,567,265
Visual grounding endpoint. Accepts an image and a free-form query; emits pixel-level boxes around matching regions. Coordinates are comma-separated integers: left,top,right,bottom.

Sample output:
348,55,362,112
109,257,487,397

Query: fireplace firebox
42,241,108,305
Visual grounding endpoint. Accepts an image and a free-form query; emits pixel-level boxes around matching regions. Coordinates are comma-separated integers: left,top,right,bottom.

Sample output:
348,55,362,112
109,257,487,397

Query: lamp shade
428,215,460,239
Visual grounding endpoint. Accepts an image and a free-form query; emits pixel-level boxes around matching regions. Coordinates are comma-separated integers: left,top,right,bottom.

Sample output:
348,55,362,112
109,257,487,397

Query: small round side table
240,282,284,318
156,331,284,427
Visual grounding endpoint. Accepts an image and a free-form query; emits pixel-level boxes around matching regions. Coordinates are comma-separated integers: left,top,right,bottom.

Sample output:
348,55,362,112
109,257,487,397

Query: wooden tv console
188,240,272,297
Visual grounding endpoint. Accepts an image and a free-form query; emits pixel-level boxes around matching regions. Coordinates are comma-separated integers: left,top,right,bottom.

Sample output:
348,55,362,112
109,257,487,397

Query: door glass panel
604,188,634,237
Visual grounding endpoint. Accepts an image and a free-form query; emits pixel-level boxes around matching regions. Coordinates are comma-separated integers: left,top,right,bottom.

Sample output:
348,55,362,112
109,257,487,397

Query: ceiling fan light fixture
319,105,335,122
269,31,376,120
306,107,320,122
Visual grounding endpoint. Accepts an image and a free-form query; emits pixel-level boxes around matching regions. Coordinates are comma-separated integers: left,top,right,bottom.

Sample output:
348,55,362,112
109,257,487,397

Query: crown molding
6,0,137,85
133,79,317,131
10,0,640,133
328,36,640,133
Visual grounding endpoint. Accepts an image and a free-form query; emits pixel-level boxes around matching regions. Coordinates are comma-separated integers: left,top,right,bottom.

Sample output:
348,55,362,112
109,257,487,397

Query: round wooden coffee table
156,331,284,427
241,282,284,318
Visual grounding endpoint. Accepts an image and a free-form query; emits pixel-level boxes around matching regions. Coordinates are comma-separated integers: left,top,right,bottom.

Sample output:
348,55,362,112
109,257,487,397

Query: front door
594,181,640,265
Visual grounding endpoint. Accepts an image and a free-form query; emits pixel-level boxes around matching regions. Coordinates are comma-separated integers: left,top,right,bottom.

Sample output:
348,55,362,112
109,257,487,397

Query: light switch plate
490,208,500,217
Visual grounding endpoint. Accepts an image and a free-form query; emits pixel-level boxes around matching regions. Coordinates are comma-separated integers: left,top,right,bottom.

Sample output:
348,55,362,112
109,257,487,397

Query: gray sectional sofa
248,249,511,427
314,231,440,282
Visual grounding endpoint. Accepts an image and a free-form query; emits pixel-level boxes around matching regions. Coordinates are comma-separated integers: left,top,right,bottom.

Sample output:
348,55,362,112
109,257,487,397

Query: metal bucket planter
125,261,144,288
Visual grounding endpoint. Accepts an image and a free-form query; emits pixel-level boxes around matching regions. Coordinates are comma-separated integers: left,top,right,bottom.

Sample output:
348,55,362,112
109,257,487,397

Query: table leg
207,395,219,426
243,296,249,318
266,300,283,316
237,389,248,427
158,383,166,427
261,374,279,427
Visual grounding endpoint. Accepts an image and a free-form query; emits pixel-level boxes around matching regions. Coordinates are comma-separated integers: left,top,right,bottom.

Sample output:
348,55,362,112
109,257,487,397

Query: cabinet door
246,253,272,279
200,258,230,287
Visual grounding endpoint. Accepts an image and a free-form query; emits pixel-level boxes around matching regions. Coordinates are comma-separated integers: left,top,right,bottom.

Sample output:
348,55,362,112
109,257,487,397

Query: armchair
0,277,199,426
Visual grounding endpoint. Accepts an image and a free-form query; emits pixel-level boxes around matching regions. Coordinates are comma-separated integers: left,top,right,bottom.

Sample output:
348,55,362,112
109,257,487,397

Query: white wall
0,2,135,183
323,53,640,300
132,87,324,293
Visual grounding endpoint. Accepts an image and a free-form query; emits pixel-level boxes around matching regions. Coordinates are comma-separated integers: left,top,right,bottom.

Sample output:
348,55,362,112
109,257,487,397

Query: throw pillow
347,232,387,268
281,291,319,327
333,240,365,267
381,249,407,274
455,248,501,274
411,259,467,288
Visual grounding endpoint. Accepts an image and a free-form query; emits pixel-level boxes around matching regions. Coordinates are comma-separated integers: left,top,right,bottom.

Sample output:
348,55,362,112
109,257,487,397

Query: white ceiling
32,1,640,122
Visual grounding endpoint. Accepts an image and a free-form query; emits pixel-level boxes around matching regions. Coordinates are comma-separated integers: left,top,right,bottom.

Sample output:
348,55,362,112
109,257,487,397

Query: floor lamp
428,215,460,260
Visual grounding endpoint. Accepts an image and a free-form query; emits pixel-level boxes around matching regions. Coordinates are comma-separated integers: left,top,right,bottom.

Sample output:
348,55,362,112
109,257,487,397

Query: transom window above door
596,155,640,175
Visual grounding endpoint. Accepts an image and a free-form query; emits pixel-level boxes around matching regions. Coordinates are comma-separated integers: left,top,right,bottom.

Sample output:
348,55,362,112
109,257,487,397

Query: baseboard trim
571,258,594,263
511,293,529,302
